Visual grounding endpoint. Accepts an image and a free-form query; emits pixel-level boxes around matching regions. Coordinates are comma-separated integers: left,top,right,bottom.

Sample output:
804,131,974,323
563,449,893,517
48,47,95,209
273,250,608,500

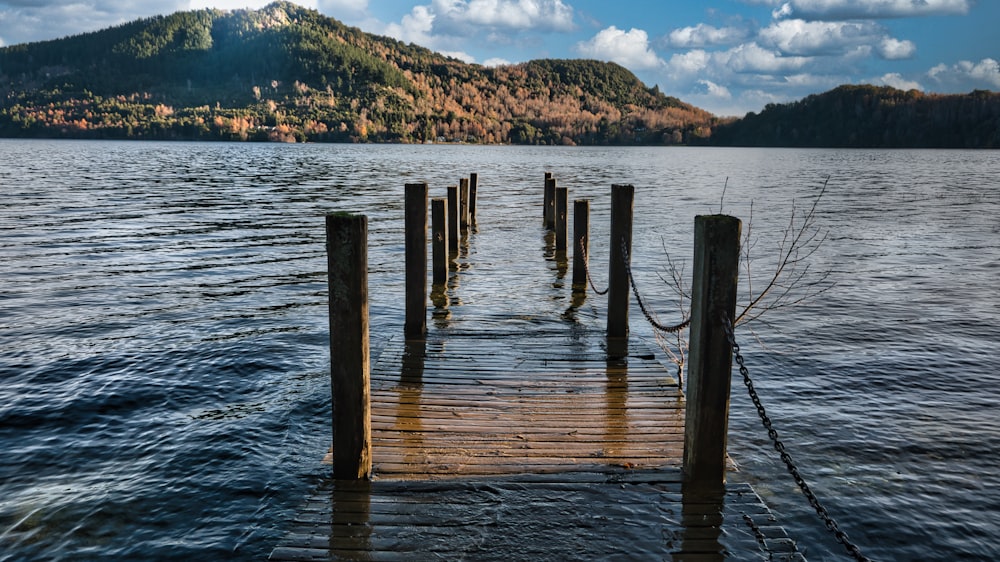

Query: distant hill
708,85,1000,149
0,1,716,144
0,2,996,147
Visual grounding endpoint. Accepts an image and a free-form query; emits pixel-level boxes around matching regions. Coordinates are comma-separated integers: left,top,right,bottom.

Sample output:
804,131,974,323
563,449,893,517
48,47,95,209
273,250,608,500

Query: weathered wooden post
431,198,448,285
469,173,478,224
459,177,470,228
544,175,556,230
607,184,634,340
543,172,552,223
572,199,589,290
555,186,569,251
325,212,371,480
683,214,741,491
447,185,459,254
404,183,427,338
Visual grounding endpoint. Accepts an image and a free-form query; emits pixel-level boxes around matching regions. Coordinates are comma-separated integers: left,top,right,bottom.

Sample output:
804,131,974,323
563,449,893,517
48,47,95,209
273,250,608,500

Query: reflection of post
607,184,634,341
404,183,428,339
431,198,448,285
604,354,627,467
329,480,372,557
572,199,589,292
447,185,459,254
325,213,371,480
430,284,451,328
677,486,725,562
398,338,426,467
683,215,741,492
555,186,568,251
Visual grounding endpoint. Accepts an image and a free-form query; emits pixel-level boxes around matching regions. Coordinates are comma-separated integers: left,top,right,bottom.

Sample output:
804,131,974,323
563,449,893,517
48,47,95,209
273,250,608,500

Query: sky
0,0,997,116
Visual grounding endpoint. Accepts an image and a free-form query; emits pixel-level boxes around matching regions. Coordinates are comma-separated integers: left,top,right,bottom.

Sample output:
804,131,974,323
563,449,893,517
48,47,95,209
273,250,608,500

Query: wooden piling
607,184,634,340
572,199,589,290
431,198,448,285
325,213,371,480
555,186,568,251
447,185,459,254
543,172,552,222
683,214,741,492
544,176,556,230
459,178,470,228
404,183,428,339
469,173,478,224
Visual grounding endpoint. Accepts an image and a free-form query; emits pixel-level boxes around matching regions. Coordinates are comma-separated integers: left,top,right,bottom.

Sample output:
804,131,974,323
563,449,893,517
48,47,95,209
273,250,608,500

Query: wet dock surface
270,329,804,560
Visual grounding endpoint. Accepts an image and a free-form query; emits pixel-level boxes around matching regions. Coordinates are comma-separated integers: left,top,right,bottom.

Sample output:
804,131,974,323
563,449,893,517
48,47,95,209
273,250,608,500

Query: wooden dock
270,180,805,560
270,329,804,560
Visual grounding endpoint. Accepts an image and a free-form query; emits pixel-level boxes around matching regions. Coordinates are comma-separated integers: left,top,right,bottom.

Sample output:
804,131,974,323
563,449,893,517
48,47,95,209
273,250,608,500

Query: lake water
0,140,997,561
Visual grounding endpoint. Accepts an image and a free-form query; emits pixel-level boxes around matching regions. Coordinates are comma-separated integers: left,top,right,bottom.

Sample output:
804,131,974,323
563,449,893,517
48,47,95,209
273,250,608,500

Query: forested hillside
709,85,1000,148
0,1,717,144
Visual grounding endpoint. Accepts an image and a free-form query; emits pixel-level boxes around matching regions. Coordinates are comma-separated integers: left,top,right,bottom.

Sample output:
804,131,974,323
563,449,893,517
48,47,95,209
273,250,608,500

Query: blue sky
0,0,996,116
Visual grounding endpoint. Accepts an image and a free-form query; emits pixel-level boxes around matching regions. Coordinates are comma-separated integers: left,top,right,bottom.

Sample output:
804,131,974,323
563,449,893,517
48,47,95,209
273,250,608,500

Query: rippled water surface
1,140,998,561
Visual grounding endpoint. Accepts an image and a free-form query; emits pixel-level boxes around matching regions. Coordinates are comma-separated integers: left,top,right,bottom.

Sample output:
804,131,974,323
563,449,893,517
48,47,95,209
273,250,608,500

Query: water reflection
675,486,726,561
430,284,451,328
395,339,426,466
604,353,627,462
329,480,373,561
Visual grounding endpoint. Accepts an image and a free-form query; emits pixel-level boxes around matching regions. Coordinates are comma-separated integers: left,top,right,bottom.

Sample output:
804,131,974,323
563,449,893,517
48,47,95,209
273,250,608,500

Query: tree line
1,1,996,147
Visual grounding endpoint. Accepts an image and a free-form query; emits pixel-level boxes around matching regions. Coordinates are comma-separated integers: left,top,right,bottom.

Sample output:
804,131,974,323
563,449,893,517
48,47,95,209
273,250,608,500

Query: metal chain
721,313,873,562
579,236,609,295
621,237,690,334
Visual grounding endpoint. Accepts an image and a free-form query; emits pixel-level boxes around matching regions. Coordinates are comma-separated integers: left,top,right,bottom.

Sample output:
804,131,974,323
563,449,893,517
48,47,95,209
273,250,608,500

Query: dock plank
272,329,804,560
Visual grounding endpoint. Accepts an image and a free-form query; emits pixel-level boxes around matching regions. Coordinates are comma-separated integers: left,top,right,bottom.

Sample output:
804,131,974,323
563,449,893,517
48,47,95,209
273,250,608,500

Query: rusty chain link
620,237,690,334
721,312,874,562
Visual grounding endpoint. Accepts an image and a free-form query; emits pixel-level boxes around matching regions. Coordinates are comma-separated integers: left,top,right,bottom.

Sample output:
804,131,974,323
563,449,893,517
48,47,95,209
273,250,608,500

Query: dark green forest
1,1,997,147
710,85,1000,148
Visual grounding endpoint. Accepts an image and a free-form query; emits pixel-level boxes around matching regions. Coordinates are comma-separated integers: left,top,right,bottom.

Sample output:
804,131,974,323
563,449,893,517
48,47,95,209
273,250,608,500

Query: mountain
708,84,1000,149
0,1,717,144
1,2,997,147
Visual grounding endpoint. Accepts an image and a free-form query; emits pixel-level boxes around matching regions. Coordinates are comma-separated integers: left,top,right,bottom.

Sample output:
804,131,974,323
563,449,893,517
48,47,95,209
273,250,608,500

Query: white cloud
696,79,732,99
759,19,885,56
575,26,663,70
667,23,748,48
723,42,810,73
432,0,574,34
876,72,923,90
440,50,476,63
877,37,915,59
384,5,435,46
666,49,711,75
928,58,1000,90
776,0,972,20
482,57,511,67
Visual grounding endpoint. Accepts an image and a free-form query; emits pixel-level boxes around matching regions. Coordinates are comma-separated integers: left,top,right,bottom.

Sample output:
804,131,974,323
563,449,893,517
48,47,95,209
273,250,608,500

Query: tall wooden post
325,213,371,480
459,177,470,228
447,185,459,253
543,172,552,222
469,173,478,224
431,198,448,285
572,199,590,290
607,184,634,340
555,187,569,251
544,176,556,230
683,214,741,491
404,183,427,338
